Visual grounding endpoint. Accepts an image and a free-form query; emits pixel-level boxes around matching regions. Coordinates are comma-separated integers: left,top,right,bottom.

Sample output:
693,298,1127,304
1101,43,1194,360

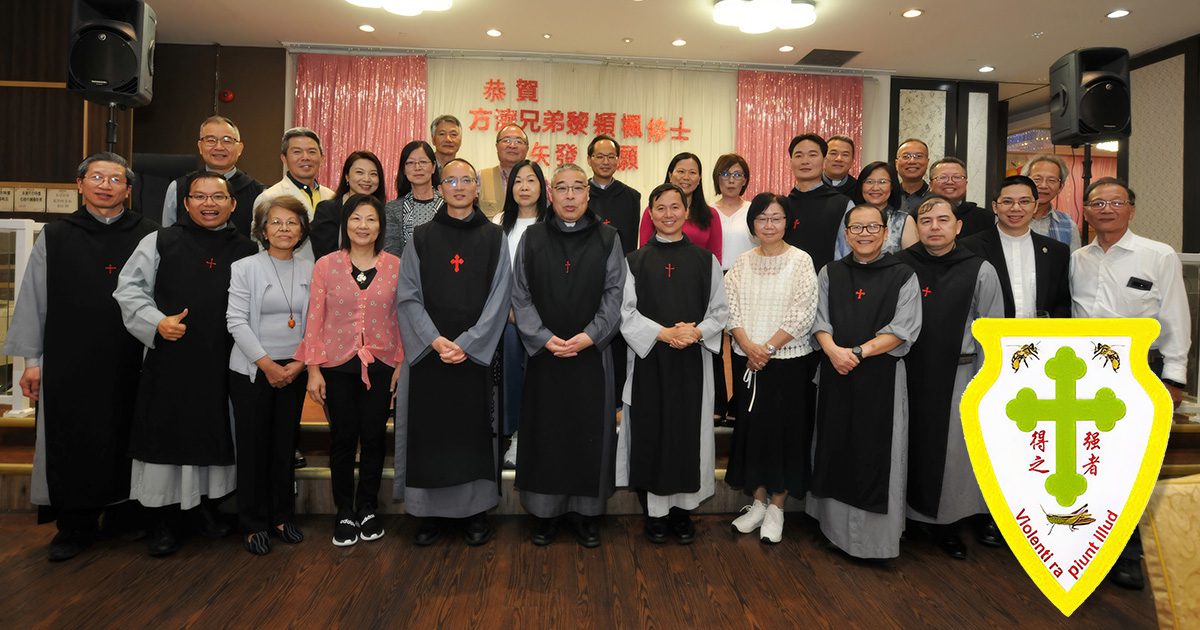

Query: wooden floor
0,513,1156,628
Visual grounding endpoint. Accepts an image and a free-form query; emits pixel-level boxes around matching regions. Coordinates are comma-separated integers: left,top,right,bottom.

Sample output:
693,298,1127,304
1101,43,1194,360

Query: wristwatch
766,344,777,356
851,345,863,358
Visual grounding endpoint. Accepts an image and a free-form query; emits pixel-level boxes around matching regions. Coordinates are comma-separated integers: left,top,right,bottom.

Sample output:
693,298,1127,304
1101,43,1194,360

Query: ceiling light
359,24,376,32
978,65,995,73
902,8,923,18
622,37,633,43
672,38,687,47
376,0,453,16
779,45,794,52
1095,140,1120,152
1107,9,1130,18
713,0,816,34
486,28,502,37
346,0,384,7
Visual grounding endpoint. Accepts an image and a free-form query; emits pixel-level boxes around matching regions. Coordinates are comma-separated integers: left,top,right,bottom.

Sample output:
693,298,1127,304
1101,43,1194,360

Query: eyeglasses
1030,175,1061,185
267,218,301,230
996,198,1036,209
847,223,885,235
405,159,433,169
199,135,241,147
719,171,746,180
1086,199,1133,210
187,193,231,203
442,176,477,188
863,178,890,187
498,137,528,146
899,152,926,160
591,153,618,162
753,215,786,225
83,173,126,186
553,184,587,195
932,174,966,183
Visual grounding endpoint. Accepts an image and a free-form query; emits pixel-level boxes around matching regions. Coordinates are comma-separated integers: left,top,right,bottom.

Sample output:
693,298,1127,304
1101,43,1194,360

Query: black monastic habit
785,184,851,274
172,169,264,236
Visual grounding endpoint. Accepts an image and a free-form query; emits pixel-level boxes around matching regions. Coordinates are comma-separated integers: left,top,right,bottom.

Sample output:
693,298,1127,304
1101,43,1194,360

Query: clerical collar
286,171,318,195
791,180,824,195
590,178,612,190
823,174,848,187
852,252,885,264
654,234,683,243
85,208,124,224
998,228,1032,242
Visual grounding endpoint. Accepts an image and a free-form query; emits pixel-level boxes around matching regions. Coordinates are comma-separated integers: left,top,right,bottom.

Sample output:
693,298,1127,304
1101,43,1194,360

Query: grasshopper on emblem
1043,504,1097,533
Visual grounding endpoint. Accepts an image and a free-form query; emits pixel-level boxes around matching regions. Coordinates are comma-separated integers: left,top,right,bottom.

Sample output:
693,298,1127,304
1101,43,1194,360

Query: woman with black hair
310,151,387,259
833,161,918,259
637,152,723,263
382,140,443,258
296,194,404,547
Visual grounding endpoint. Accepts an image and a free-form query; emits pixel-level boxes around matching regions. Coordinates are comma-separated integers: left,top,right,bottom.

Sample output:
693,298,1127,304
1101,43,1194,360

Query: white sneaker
732,500,767,534
503,433,518,468
760,504,784,544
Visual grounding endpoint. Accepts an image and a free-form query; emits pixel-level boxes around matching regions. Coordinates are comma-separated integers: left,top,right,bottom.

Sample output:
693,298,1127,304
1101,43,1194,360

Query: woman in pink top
296,194,404,547
638,152,723,264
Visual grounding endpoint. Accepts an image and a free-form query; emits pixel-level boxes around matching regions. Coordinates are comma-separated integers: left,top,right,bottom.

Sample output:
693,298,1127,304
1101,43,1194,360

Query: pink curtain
294,54,428,196
735,70,863,198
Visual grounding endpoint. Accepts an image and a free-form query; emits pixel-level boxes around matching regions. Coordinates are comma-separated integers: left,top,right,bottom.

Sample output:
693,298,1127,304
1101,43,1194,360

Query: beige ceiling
154,0,1199,89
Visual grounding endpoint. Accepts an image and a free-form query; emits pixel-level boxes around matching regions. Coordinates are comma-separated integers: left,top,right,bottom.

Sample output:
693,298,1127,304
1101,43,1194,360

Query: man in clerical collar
3,153,156,562
783,133,854,275
586,134,640,255
821,134,857,195
478,123,530,219
430,114,463,170
161,116,264,236
254,127,336,220
895,138,931,217
1022,154,1082,251
928,157,993,238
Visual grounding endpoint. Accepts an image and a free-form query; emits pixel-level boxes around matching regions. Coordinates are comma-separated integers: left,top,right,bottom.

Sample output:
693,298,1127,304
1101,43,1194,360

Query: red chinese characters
1082,453,1100,476
483,79,506,102
529,142,551,166
646,117,668,142
1083,431,1100,451
542,110,565,133
566,111,589,135
555,143,578,165
617,145,638,171
468,108,492,131
519,109,541,133
594,112,616,136
670,116,691,141
516,79,539,102
495,108,518,128
621,114,642,138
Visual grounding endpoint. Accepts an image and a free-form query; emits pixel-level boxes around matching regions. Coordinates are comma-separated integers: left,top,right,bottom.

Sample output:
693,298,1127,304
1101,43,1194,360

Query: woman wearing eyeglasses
311,151,388,260
226,196,313,554
806,204,922,560
710,154,755,425
638,152,723,264
382,141,444,259
834,161,918,260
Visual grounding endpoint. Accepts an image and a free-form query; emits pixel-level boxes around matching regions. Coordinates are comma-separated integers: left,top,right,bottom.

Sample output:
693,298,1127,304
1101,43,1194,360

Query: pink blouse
295,250,404,387
638,205,724,264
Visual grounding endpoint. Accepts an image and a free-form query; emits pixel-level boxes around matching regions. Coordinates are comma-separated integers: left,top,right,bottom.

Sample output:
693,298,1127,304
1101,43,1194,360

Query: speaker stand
1080,142,1093,244
104,102,119,154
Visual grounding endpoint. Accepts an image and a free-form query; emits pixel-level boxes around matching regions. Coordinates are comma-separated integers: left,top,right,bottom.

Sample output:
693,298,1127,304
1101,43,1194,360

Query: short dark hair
648,182,687,208
896,138,929,157
827,134,856,154
336,150,387,203
186,171,231,195
341,194,386,255
916,195,957,216
587,134,620,158
429,114,461,137
712,153,750,196
252,195,310,250
994,175,1038,203
930,156,967,177
789,133,827,157
1084,177,1136,204
76,152,134,185
844,203,886,227
280,127,322,154
746,192,790,237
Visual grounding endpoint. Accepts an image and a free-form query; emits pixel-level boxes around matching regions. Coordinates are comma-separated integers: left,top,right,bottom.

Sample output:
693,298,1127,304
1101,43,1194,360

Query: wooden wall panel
0,87,85,182
0,0,71,83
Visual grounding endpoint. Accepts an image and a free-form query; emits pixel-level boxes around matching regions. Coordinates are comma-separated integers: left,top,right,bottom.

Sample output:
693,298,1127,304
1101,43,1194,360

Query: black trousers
57,507,101,533
230,365,307,533
323,364,393,516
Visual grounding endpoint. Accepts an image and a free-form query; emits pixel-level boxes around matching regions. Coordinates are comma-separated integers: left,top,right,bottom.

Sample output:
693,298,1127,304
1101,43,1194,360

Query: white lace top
724,246,818,359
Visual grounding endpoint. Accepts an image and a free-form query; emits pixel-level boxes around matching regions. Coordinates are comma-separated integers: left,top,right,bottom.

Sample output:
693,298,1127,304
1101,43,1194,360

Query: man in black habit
807,204,922,560
896,196,1004,559
394,158,512,546
3,153,157,561
784,133,855,274
115,172,257,556
511,164,625,547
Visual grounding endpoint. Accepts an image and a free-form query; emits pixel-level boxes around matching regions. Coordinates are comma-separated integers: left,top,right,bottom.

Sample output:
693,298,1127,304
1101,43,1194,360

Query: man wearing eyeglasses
822,134,857,195
161,116,264,236
478,123,531,220
896,138,931,217
928,157,995,239
3,153,157,562
1021,155,1082,251
1069,177,1189,591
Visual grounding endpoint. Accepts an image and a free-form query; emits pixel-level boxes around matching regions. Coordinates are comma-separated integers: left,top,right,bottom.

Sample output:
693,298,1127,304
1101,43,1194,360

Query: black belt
958,353,976,365
1148,349,1163,364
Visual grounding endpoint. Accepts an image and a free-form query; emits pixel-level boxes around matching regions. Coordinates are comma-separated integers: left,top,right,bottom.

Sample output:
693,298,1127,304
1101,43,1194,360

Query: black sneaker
359,512,384,542
294,449,307,469
48,529,92,562
332,516,359,547
272,522,304,544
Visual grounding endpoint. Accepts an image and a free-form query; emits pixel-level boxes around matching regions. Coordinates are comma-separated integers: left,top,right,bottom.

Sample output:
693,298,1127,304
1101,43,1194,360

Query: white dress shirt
1070,229,1191,383
999,229,1038,318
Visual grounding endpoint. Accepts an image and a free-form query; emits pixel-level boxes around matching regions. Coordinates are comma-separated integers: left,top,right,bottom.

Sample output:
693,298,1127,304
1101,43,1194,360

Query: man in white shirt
253,127,336,219
1022,155,1082,251
1069,176,1189,591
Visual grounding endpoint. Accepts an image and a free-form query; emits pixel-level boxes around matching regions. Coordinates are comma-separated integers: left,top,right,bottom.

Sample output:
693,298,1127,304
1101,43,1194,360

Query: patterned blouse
724,246,819,359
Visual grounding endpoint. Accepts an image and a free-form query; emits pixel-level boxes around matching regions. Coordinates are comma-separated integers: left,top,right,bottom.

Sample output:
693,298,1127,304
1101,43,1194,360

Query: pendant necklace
357,270,367,284
268,254,297,328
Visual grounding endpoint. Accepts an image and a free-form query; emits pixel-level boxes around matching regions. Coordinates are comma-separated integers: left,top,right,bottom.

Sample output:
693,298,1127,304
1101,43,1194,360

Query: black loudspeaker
67,0,156,107
1049,47,1131,146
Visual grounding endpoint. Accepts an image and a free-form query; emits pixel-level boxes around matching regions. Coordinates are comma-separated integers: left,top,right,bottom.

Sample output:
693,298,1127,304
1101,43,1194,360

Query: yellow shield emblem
960,318,1173,616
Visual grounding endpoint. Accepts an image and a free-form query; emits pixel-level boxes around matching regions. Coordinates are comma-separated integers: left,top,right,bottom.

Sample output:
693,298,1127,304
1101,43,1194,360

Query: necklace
356,270,367,284
267,254,297,328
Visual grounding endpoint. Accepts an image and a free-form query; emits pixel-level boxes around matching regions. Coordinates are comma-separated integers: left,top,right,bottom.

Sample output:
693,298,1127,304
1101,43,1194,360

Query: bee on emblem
1091,342,1120,372
1010,342,1040,372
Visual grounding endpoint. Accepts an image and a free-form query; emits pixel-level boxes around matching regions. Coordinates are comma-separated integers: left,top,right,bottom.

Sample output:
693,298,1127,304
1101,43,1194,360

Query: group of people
5,114,1187,594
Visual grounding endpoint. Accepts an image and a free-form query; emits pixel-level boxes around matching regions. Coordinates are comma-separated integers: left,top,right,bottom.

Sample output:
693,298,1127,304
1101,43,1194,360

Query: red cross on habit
450,254,464,273
665,263,676,278
104,264,118,275
602,218,611,225
792,218,800,230
564,260,572,274
855,289,866,300
922,286,932,297
205,258,217,269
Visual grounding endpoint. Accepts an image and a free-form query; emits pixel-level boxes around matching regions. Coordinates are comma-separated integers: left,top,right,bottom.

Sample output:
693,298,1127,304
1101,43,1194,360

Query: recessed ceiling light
1107,9,1130,18
902,8,923,18
622,37,633,43
779,45,795,53
359,24,376,32
543,33,552,39
978,65,995,73
486,28,502,37
672,38,687,47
